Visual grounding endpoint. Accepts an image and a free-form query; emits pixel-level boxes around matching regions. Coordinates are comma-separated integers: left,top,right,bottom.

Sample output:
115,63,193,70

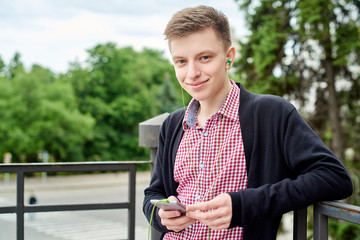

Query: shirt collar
182,79,240,129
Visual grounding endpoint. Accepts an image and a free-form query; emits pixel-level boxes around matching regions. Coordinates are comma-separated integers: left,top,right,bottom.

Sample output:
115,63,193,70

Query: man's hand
186,193,232,230
158,196,196,232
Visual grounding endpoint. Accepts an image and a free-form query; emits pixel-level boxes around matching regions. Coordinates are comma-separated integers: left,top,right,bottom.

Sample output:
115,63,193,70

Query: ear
226,46,236,69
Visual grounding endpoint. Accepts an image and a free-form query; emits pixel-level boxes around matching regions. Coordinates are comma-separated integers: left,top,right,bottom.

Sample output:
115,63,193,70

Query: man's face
169,28,232,104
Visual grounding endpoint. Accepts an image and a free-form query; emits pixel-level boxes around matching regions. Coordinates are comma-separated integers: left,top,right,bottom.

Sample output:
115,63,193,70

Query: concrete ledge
139,113,169,148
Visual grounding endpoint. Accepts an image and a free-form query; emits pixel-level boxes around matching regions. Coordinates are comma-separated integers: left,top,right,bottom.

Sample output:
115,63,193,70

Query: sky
0,0,248,73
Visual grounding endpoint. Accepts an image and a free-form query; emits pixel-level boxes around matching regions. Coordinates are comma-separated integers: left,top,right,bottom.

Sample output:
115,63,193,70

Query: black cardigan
143,82,353,239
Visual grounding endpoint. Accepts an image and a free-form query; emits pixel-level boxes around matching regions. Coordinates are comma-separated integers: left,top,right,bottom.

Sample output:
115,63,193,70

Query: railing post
293,208,307,240
139,113,169,240
16,171,25,240
313,203,328,240
128,164,136,240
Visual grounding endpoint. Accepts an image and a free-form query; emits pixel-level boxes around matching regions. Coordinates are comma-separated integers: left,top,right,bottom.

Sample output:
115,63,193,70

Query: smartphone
150,199,186,213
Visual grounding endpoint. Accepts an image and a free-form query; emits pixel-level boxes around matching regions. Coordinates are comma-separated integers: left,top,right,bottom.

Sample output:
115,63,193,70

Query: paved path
0,210,148,240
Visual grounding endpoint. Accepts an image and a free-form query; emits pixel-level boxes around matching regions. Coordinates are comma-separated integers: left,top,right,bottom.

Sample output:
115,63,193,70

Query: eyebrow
172,49,217,60
197,49,216,56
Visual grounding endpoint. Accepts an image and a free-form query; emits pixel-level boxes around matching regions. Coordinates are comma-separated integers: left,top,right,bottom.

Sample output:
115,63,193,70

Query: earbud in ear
227,58,231,66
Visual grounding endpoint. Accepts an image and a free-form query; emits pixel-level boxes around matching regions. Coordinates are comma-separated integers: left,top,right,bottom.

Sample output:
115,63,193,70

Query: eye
174,59,186,65
201,56,210,61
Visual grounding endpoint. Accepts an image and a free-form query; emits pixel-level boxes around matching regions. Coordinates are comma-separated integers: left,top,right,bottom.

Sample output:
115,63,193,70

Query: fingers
159,209,195,232
185,193,232,230
186,193,231,212
158,208,181,219
186,201,211,212
186,208,231,230
158,194,232,231
208,218,231,230
158,196,195,232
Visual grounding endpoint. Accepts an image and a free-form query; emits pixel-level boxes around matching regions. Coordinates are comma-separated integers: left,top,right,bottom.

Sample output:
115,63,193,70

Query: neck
197,79,231,127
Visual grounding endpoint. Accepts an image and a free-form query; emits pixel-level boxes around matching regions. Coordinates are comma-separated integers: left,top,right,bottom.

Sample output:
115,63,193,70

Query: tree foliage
235,0,360,163
0,57,94,162
0,45,181,163
60,43,180,161
234,1,359,236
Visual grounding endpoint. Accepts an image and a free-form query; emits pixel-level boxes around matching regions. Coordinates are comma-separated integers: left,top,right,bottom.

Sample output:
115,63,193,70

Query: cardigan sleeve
228,96,353,227
142,108,185,233
142,117,172,233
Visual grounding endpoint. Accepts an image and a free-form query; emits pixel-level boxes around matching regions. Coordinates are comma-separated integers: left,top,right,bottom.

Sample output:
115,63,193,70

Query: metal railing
313,201,360,239
294,202,360,239
1,162,359,240
0,161,150,240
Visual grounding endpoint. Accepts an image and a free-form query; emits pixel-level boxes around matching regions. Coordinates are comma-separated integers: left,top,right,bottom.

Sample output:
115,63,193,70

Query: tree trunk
324,59,345,162
320,6,345,163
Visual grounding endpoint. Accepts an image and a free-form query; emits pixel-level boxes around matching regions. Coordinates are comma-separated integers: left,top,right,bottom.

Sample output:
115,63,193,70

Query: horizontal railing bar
0,161,151,173
322,201,360,212
0,203,130,214
0,207,16,214
317,201,360,224
25,203,130,212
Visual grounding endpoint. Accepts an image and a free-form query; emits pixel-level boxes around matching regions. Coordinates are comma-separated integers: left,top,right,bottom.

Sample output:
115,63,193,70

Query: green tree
0,56,5,74
235,0,360,163
0,55,94,162
63,43,180,161
8,52,25,79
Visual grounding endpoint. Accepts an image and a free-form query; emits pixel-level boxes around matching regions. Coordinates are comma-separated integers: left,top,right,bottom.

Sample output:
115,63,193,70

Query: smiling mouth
188,79,209,87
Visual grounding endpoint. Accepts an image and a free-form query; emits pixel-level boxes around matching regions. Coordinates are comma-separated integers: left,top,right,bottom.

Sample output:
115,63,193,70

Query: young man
143,5,353,239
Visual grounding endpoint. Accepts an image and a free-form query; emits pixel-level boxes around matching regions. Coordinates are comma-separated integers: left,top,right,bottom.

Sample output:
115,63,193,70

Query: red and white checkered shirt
164,80,248,240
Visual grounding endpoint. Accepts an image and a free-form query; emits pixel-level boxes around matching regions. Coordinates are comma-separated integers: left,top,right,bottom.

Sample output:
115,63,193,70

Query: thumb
168,196,179,202
186,201,213,212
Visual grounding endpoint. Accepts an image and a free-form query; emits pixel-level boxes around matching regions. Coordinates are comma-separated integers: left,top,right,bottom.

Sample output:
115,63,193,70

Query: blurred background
0,0,359,239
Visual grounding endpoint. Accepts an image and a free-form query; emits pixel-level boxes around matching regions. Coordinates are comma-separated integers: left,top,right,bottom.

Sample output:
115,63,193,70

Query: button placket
199,130,208,171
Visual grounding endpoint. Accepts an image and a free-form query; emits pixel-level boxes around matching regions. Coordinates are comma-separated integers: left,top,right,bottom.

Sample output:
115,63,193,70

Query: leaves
66,43,181,161
235,0,360,162
0,45,180,162
0,59,95,162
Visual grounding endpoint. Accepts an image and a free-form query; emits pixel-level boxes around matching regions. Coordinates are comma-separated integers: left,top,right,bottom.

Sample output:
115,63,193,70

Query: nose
187,61,201,79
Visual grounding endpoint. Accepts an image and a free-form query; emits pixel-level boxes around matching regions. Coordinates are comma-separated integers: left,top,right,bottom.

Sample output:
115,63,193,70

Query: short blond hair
164,5,232,50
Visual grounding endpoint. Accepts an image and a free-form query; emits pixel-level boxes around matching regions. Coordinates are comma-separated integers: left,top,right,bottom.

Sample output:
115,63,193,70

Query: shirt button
196,195,201,200
199,163,205,169
188,225,193,229
203,131,208,136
